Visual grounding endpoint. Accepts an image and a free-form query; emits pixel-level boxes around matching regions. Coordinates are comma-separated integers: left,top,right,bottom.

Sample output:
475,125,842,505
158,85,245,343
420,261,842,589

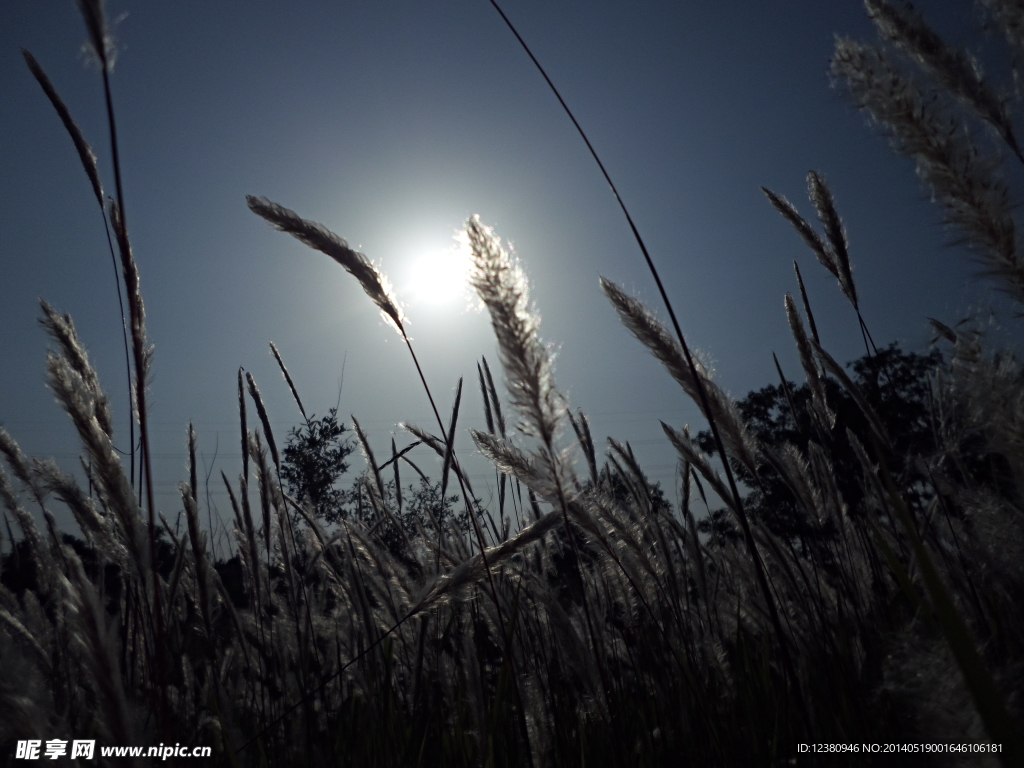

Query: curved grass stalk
245,197,536,763
488,2,806,722
21,48,135,489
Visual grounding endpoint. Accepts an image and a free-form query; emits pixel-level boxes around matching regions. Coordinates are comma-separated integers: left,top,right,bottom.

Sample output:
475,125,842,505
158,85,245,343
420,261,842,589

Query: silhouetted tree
281,410,475,548
281,408,354,525
696,344,942,542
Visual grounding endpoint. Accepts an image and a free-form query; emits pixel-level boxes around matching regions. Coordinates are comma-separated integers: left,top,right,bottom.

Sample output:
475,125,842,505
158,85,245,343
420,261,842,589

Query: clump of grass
3,1,1024,766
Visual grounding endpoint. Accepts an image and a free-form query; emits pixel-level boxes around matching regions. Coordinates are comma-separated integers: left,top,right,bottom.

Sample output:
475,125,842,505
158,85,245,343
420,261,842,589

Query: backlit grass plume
764,173,874,353
865,0,1023,162
465,216,562,450
831,27,1024,307
600,277,758,477
246,196,405,333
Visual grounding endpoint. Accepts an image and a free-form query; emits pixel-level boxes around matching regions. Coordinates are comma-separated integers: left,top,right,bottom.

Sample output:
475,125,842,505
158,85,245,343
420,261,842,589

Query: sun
406,244,472,308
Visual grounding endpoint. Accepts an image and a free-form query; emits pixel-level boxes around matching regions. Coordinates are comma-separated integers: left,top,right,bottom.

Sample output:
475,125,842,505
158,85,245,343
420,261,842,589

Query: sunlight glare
407,244,472,308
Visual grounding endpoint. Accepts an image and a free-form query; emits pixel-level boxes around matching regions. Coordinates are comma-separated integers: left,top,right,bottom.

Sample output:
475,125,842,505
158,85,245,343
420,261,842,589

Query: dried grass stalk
466,216,562,454
865,0,1023,161
246,196,404,332
270,342,308,423
785,293,834,429
601,277,758,476
831,37,1024,305
21,50,103,207
245,372,280,472
806,172,858,309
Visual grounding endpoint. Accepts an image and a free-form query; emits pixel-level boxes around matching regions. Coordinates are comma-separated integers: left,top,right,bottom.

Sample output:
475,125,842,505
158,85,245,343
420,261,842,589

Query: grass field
2,1,1024,765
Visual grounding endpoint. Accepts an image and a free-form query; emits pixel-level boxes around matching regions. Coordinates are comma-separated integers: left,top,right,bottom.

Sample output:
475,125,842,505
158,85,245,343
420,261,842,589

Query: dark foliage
696,344,943,542
280,408,355,525
350,476,472,556
281,407,474,556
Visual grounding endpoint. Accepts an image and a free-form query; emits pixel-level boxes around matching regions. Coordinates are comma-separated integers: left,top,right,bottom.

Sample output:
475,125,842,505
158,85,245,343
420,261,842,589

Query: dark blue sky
1,1,1007,536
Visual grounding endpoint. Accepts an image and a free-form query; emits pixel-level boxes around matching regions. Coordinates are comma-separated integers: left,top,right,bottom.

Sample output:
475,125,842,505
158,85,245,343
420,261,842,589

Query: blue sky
0,0,1008,540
